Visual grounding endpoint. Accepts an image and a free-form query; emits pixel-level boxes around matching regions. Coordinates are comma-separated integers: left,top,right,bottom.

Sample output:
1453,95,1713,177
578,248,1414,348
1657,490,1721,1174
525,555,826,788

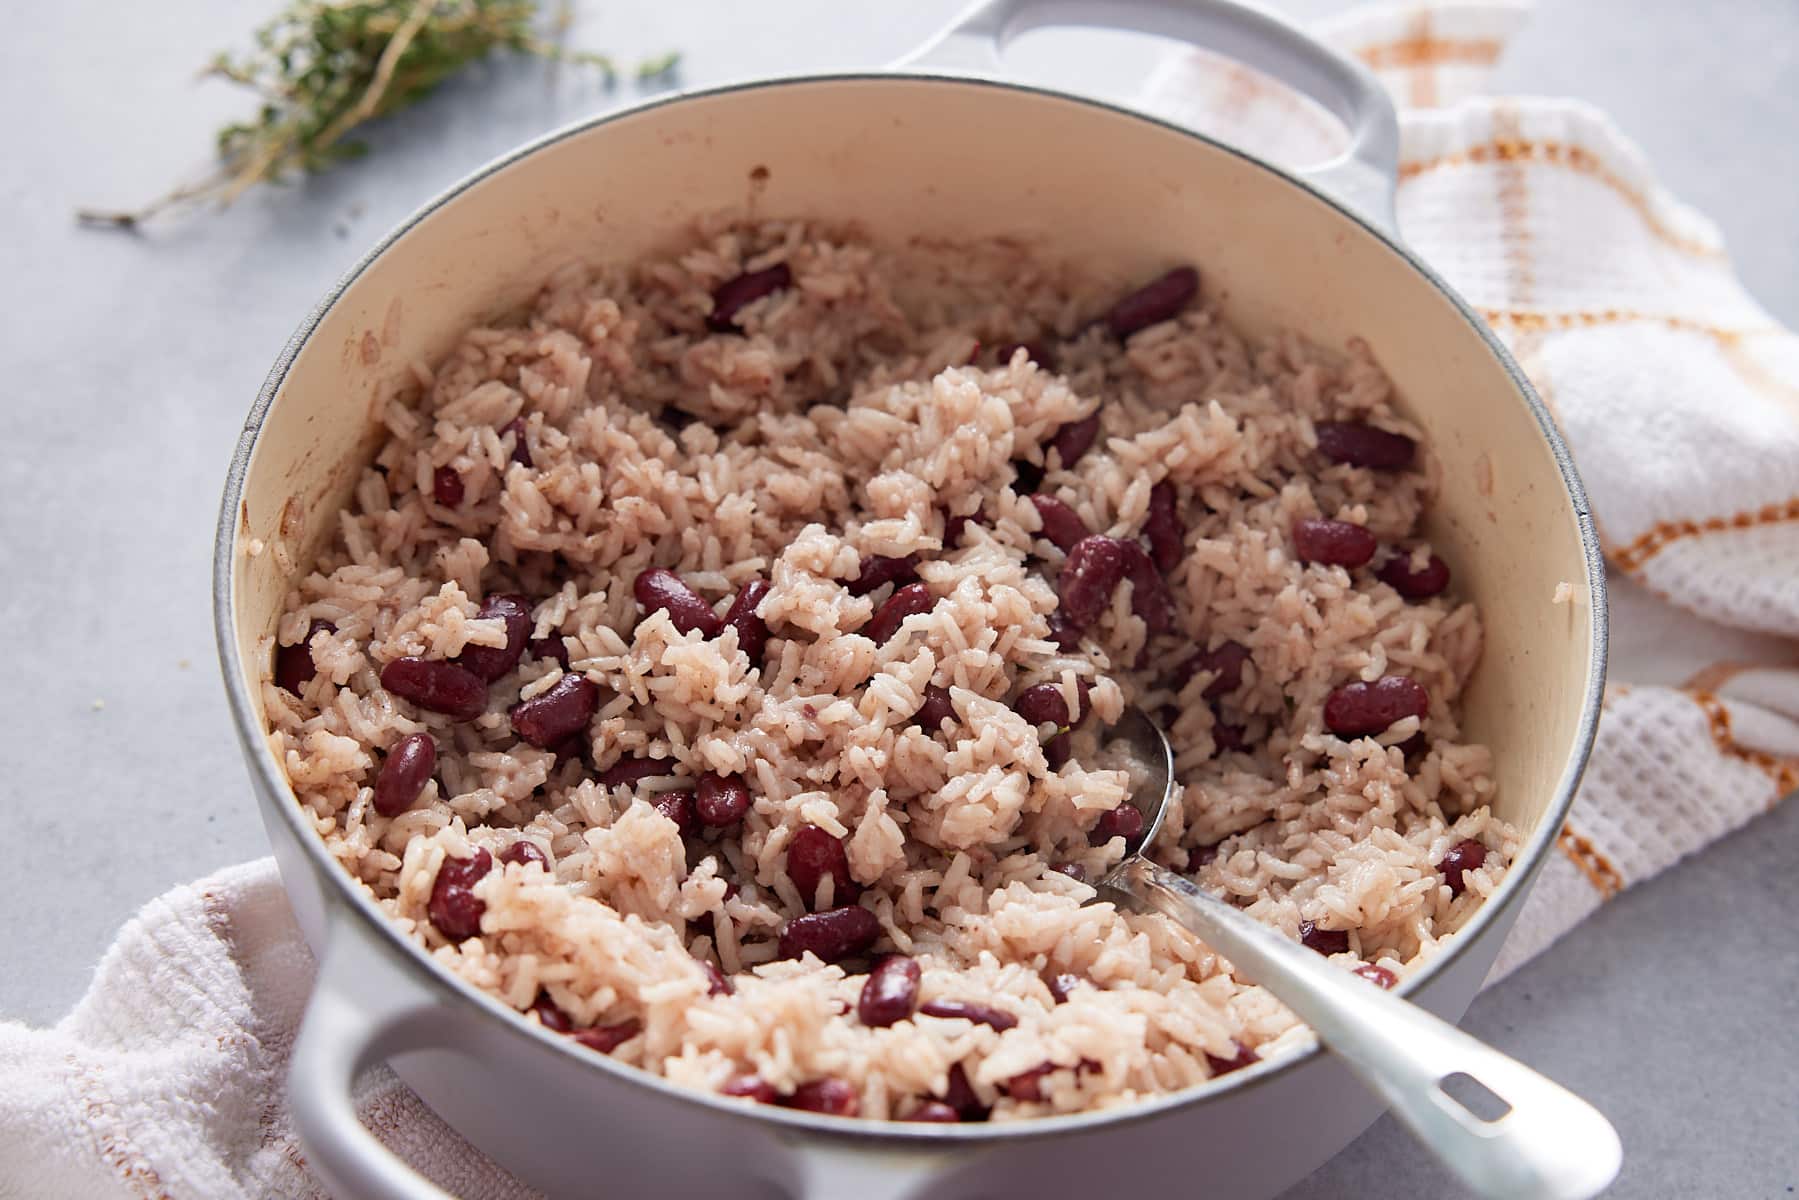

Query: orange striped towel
1142,0,1799,979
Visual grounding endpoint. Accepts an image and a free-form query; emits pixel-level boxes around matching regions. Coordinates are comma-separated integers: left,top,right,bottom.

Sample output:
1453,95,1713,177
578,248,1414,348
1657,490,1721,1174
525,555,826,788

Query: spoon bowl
1094,707,1621,1200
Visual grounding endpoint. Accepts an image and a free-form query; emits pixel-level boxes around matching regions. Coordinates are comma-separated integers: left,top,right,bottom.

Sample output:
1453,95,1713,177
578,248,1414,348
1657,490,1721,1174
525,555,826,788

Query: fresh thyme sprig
78,0,677,229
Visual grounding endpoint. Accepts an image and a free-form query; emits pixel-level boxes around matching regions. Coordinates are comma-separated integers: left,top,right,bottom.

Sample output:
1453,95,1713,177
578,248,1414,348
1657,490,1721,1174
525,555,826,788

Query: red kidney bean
858,955,921,1027
432,465,464,508
1004,1063,1058,1102
866,582,933,645
427,849,492,940
1299,921,1351,955
1057,536,1131,627
847,554,919,597
1187,843,1220,872
500,840,549,870
1145,481,1184,572
701,959,732,997
1397,731,1429,760
779,905,880,963
500,416,532,468
1028,494,1090,553
1049,412,1101,469
994,341,1056,371
1175,640,1249,701
455,593,532,682
1315,420,1416,470
509,673,599,748
1046,972,1081,1004
1060,536,1171,633
788,824,855,910
1042,730,1073,769
1323,675,1429,737
1051,862,1086,883
942,506,982,547
1089,803,1145,848
528,635,571,669
1206,1041,1259,1076
598,755,677,788
1012,459,1046,494
550,734,585,770
651,790,699,837
902,1100,962,1123
1045,610,1081,652
1014,682,1073,728
723,578,772,662
1107,266,1200,338
1213,717,1246,754
1377,552,1452,599
707,263,793,333
634,568,723,637
721,1074,777,1103
942,1063,988,1120
915,684,955,732
572,1020,639,1054
1293,518,1377,568
783,1078,859,1118
1353,963,1399,989
275,619,335,694
1437,838,1488,897
695,772,751,827
373,732,436,818
381,657,488,720
528,991,573,1033
919,999,1017,1031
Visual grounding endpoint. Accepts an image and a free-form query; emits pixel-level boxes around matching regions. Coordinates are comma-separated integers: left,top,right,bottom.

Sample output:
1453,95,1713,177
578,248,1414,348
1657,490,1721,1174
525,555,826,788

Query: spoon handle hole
1438,1071,1513,1124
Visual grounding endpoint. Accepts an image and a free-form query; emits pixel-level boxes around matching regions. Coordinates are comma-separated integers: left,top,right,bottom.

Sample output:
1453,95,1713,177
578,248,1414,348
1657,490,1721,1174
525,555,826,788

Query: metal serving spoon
1095,707,1621,1200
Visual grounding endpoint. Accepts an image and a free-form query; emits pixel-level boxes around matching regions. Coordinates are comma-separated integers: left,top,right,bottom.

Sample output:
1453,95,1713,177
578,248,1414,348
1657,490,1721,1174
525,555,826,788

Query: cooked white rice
264,219,1516,1122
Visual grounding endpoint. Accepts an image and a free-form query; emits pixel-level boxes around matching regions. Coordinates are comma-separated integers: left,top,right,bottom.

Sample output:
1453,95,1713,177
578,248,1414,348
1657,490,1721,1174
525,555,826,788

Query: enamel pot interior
218,73,1604,1174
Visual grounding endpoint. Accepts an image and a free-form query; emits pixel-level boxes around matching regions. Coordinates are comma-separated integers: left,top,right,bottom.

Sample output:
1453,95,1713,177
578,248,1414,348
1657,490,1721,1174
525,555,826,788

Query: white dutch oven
213,1,1608,1196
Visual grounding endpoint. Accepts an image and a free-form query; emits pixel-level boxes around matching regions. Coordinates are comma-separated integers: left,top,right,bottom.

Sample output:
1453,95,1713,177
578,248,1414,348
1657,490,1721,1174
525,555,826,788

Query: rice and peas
264,219,1515,1123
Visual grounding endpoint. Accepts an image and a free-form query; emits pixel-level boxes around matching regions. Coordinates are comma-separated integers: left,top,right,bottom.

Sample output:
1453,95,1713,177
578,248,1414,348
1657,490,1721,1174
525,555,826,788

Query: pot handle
897,0,1401,232
289,919,455,1200
795,1142,960,1200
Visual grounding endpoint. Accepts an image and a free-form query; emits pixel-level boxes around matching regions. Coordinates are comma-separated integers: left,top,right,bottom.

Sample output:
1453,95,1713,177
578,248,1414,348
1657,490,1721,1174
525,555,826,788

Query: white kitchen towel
1138,0,1798,978
0,860,530,1200
3,3,1795,1196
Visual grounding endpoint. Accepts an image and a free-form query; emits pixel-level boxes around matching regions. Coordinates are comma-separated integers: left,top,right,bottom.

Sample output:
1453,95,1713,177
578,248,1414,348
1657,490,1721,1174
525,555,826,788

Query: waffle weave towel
1138,0,1798,977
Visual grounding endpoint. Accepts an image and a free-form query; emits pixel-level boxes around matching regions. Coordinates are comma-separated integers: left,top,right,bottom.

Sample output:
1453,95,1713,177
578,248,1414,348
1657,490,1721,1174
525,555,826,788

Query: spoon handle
1109,857,1621,1200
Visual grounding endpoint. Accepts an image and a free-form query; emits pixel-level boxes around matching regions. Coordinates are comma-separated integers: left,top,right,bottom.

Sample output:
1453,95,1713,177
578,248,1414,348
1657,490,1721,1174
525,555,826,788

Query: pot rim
212,69,1608,1147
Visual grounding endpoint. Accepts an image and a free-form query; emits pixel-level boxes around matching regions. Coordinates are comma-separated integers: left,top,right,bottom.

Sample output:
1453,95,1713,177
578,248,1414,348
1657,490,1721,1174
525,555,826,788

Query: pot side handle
289,920,455,1200
896,0,1401,233
794,1141,963,1200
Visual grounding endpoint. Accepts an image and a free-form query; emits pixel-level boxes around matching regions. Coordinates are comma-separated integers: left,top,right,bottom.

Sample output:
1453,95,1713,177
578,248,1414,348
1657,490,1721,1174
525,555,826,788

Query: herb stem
297,0,435,177
77,0,678,230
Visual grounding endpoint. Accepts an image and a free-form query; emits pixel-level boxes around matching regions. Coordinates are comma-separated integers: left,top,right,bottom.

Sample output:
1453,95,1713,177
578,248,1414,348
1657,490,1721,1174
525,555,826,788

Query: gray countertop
3,1,1794,1196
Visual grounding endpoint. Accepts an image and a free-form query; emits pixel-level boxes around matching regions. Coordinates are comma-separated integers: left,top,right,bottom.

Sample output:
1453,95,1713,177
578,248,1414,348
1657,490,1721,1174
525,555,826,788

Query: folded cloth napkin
4,3,1794,1196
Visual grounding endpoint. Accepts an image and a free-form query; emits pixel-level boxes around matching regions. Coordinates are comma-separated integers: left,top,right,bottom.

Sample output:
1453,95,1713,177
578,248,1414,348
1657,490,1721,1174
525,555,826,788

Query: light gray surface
2,1,1794,1196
